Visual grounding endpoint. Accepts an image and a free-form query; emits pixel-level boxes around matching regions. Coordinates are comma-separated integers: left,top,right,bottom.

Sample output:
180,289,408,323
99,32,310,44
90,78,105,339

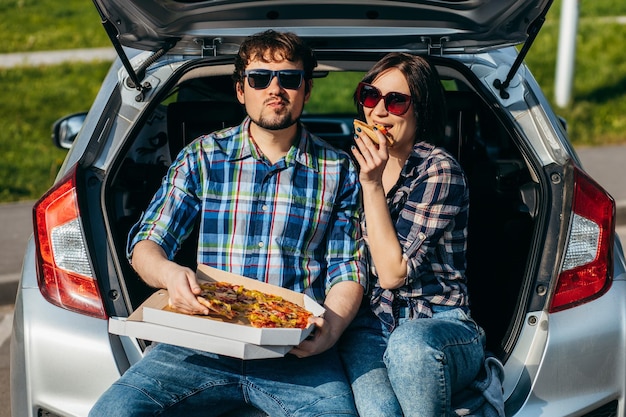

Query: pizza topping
196,295,236,319
189,281,313,329
353,119,395,147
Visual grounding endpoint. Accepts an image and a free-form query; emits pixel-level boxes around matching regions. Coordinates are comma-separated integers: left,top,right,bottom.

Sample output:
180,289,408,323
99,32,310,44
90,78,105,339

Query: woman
340,53,486,417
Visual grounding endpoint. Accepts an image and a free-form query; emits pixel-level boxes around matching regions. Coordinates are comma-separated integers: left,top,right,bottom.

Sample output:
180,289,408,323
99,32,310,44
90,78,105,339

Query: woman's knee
384,324,443,374
386,319,442,354
383,317,481,373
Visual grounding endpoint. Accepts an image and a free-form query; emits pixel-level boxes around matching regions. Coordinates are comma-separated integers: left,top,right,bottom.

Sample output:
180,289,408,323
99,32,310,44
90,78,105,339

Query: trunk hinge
101,18,178,102
422,37,449,57
200,38,224,57
493,10,550,99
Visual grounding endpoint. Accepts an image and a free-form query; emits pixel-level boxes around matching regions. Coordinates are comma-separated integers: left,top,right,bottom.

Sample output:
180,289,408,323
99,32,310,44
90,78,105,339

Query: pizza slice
196,295,237,319
196,282,238,319
353,119,395,147
247,299,312,329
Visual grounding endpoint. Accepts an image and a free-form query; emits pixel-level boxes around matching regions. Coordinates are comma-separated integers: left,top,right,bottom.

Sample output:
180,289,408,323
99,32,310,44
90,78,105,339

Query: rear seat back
167,100,246,160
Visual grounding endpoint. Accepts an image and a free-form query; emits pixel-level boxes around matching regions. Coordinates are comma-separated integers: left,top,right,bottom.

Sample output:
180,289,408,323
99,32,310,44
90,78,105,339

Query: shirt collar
226,117,319,172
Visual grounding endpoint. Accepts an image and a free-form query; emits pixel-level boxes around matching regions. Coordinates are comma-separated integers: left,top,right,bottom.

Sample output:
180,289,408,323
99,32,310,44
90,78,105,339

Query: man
89,30,365,416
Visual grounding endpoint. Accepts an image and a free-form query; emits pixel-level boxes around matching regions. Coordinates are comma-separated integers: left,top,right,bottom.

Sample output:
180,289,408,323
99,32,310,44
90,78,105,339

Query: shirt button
262,205,268,211
258,241,265,248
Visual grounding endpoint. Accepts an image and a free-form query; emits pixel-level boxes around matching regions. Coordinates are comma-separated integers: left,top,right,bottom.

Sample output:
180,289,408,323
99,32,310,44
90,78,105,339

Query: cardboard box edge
108,317,292,359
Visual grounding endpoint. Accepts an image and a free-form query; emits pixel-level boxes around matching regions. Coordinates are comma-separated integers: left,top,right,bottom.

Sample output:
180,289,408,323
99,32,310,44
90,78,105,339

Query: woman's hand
352,126,389,187
352,127,409,289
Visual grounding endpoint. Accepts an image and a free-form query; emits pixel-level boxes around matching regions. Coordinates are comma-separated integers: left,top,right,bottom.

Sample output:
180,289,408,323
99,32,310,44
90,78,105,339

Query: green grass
0,62,111,202
524,0,626,145
0,0,108,53
1,0,626,202
578,0,626,17
307,72,365,114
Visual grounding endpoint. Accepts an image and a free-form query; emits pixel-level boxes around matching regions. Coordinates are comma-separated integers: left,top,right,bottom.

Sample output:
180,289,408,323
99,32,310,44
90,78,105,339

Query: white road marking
0,312,14,347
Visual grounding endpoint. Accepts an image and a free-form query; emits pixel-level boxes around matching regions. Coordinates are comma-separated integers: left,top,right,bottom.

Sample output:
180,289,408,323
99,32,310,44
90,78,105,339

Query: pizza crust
353,119,395,147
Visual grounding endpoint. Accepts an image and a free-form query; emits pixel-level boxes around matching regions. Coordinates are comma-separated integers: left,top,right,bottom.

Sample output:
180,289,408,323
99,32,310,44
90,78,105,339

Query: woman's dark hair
356,53,447,146
233,30,317,93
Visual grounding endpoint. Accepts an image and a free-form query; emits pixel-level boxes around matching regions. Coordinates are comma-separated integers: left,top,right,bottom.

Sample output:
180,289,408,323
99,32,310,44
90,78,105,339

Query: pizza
194,281,313,329
353,119,395,147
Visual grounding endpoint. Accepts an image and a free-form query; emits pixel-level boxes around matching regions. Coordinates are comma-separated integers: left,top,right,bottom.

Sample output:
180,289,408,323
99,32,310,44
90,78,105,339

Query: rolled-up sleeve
127,148,202,262
324,159,367,293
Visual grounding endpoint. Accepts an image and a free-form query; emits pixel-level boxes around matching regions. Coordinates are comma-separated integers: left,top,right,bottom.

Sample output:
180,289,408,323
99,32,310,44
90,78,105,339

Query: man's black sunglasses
244,69,305,90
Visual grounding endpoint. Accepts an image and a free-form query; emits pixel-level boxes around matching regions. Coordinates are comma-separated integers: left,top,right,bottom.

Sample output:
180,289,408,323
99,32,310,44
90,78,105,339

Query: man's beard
252,113,297,130
250,98,299,130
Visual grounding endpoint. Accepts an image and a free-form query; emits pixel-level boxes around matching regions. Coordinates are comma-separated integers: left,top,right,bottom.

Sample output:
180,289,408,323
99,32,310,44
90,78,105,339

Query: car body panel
463,48,572,166
11,242,123,417
92,0,553,55
507,282,626,415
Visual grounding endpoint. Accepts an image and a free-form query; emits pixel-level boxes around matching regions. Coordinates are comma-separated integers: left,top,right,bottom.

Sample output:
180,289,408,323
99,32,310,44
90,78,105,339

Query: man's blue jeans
339,304,485,417
89,344,357,417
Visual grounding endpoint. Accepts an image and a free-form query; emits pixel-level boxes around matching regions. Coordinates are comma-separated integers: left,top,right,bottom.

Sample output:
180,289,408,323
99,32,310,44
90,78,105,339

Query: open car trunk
101,54,539,363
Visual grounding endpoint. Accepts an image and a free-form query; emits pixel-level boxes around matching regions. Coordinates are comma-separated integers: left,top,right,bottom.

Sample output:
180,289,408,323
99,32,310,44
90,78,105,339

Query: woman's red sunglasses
356,82,412,116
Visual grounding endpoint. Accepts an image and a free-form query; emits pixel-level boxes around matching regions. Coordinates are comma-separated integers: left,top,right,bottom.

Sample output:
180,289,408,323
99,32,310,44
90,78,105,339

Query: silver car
11,1,626,416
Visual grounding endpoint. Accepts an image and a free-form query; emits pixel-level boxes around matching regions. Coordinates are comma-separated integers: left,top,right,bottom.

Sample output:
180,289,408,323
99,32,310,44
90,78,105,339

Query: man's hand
131,240,209,315
163,263,210,315
290,316,335,358
289,281,363,358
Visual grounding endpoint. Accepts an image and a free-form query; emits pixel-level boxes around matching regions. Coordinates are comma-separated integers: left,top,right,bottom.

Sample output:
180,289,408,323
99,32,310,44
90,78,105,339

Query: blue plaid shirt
368,142,470,331
129,117,365,303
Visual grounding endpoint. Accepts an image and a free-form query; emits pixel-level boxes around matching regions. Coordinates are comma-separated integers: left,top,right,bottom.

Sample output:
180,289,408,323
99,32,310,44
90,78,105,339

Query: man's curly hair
233,30,317,93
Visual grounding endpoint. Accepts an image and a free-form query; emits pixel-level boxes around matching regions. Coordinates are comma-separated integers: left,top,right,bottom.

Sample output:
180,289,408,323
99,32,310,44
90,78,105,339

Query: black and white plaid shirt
366,142,470,332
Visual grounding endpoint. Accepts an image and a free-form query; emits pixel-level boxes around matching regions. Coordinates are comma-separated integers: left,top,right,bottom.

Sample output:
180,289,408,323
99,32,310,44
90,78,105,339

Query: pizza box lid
108,264,326,355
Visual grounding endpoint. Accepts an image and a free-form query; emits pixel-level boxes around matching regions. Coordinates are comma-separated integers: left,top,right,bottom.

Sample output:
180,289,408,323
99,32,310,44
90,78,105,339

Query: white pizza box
108,317,292,359
108,264,325,358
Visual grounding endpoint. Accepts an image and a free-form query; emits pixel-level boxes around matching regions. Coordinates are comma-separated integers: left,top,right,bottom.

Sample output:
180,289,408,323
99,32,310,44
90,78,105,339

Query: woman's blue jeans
339,304,485,417
89,344,357,417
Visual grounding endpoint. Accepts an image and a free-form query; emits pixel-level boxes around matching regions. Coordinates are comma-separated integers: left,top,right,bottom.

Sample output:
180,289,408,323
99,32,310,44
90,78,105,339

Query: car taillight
33,166,107,319
550,167,615,312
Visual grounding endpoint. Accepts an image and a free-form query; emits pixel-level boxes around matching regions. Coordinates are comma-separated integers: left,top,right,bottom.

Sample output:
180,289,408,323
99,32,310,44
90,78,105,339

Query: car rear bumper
510,277,626,416
10,243,125,417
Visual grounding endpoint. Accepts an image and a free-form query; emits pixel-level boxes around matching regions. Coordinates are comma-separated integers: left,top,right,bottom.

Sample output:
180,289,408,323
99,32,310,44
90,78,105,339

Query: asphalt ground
0,200,32,305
